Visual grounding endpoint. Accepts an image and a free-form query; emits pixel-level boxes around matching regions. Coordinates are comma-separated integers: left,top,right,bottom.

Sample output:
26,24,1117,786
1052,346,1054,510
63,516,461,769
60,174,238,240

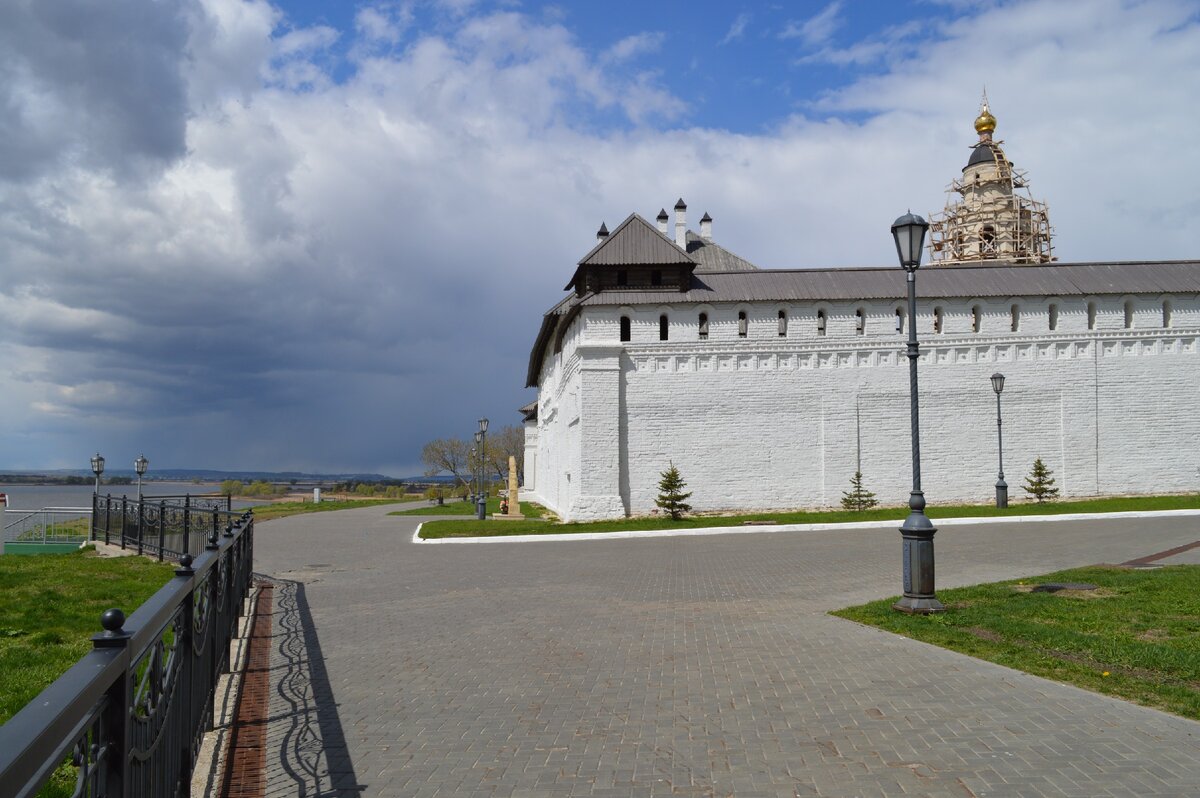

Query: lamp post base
996,479,1008,509
896,501,945,615
893,595,946,614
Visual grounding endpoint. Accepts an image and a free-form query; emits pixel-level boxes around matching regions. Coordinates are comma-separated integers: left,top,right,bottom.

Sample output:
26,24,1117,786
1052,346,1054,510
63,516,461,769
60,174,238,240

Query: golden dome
974,91,996,135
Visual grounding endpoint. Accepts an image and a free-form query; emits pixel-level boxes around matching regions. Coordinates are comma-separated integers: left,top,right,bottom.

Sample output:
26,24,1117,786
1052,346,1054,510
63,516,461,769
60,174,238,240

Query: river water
0,483,265,511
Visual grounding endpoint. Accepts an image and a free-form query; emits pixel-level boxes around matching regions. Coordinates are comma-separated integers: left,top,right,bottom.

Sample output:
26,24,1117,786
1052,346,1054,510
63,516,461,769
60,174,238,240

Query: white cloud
720,12,751,45
0,0,1197,472
781,1,843,47
603,32,665,63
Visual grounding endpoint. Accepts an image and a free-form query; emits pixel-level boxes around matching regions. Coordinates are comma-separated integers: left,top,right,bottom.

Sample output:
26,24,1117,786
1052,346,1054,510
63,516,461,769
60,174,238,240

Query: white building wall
533,292,1200,521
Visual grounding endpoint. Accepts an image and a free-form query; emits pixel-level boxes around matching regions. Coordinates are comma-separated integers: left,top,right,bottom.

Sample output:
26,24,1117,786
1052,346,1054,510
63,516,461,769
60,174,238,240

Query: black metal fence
91,493,234,561
0,500,255,797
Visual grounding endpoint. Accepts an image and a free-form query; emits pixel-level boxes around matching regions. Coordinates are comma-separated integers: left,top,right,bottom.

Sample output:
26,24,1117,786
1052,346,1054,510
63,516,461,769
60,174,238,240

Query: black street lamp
135,454,149,501
891,212,944,614
991,373,1007,508
473,431,483,505
468,447,476,502
90,452,105,494
476,418,489,521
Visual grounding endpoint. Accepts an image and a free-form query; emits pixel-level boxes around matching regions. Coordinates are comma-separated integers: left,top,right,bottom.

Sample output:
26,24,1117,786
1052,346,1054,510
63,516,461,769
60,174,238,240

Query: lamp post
891,212,944,614
473,431,483,507
475,418,489,521
991,373,1007,508
90,452,105,494
135,454,149,501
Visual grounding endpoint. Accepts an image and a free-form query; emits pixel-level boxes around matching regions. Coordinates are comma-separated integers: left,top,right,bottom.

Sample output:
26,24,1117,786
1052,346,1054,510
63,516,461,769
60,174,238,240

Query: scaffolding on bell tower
928,94,1054,265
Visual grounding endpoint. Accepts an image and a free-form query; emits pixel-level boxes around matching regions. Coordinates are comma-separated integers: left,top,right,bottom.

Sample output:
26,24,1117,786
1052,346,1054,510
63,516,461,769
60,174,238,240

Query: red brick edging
222,582,273,797
1120,539,1200,567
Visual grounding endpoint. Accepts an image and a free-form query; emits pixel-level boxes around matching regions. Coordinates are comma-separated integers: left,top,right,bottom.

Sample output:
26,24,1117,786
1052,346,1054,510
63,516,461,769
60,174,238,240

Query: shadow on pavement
265,577,366,797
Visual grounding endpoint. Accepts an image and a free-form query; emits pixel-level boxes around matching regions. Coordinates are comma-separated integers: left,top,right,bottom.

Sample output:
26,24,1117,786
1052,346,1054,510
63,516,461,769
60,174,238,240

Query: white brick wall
533,293,1200,521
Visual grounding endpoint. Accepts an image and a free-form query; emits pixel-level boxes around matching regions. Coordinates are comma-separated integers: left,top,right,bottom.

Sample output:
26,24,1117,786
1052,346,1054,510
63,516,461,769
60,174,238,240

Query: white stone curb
412,508,1200,545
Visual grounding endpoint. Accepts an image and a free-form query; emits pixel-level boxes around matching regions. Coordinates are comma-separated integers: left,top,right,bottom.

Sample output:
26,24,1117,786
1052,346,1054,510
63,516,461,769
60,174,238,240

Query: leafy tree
220,480,244,496
655,463,693,520
1022,457,1060,503
485,425,526,483
840,471,879,511
421,438,473,490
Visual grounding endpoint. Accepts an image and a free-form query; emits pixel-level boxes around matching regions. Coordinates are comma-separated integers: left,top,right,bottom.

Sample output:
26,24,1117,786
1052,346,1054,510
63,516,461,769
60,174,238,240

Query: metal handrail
0,506,255,797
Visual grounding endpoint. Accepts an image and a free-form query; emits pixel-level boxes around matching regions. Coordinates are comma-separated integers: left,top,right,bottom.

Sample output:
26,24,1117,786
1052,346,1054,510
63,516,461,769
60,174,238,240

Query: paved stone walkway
252,506,1200,797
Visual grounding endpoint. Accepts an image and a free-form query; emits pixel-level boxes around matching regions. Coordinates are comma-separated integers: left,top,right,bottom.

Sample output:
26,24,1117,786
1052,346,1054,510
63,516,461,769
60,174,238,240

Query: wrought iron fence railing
0,501,254,798
2,507,93,544
90,493,233,562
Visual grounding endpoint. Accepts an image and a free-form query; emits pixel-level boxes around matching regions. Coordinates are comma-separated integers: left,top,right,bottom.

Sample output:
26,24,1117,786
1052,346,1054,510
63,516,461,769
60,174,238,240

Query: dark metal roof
566,213,695,291
700,212,712,222
576,213,693,267
572,261,1200,306
674,198,687,210
966,142,1003,169
656,208,668,221
518,401,537,421
685,231,759,273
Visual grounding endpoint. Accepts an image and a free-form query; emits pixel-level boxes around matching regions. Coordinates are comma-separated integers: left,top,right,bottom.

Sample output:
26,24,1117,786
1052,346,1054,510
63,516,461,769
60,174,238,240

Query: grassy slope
834,565,1200,720
390,497,547,518
252,496,418,522
0,548,175,723
417,493,1200,538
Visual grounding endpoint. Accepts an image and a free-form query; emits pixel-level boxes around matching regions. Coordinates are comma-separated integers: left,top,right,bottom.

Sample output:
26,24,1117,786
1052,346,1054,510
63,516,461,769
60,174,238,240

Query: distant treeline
0,474,132,485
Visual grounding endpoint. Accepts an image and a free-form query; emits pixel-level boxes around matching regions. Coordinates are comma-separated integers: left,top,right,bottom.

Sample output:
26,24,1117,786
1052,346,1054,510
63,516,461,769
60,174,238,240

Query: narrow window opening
619,316,631,342
816,310,827,336
659,314,669,341
616,270,628,287
1048,303,1058,331
1163,300,1173,328
980,225,996,255
777,310,787,337
1010,304,1020,333
971,305,982,333
698,312,709,339
894,308,904,333
1124,300,1135,329
738,311,748,338
650,270,662,287
855,308,865,335
1087,301,1097,330
933,307,944,334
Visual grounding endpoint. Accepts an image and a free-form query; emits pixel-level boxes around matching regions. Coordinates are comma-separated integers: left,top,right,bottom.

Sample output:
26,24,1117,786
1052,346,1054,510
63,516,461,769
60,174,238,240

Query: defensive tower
928,93,1054,265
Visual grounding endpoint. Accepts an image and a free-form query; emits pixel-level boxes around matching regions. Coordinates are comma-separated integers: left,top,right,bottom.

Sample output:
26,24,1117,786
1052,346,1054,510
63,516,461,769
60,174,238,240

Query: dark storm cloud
0,0,190,180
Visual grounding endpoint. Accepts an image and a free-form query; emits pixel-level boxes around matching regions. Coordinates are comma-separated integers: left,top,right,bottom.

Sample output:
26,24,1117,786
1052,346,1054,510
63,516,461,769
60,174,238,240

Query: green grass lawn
834,565,1200,720
252,496,419,522
0,548,175,723
391,497,548,518
416,493,1200,539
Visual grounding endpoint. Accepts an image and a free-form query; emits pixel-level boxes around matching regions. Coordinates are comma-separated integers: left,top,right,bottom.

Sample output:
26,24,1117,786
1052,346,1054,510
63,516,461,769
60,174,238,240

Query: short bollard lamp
991,373,1007,508
91,452,105,494
891,211,944,614
135,454,149,500
475,418,489,521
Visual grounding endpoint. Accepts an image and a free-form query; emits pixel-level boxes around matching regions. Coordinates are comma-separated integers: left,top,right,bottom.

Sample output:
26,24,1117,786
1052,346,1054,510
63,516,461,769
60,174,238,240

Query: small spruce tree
655,462,693,520
1022,457,1060,503
840,471,879,511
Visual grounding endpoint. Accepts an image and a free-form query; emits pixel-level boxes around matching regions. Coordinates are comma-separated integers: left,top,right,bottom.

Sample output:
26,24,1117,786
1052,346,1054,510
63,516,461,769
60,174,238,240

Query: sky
0,0,1198,476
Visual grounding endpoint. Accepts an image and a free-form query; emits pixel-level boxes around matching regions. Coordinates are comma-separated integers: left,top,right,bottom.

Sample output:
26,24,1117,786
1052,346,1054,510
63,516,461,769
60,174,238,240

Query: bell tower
928,93,1054,265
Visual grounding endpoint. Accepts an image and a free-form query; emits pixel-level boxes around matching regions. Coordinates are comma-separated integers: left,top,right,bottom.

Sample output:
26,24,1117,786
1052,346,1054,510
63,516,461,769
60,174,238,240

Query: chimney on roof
596,222,609,243
674,198,687,248
656,208,669,235
699,212,712,241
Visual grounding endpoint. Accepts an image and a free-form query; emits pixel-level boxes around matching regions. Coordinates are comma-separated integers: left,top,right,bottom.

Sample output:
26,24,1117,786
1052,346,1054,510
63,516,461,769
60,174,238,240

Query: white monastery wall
533,293,1200,521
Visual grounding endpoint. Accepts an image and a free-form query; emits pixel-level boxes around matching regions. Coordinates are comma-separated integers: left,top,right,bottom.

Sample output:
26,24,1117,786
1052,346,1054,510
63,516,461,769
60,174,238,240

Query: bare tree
421,437,472,489
485,425,525,483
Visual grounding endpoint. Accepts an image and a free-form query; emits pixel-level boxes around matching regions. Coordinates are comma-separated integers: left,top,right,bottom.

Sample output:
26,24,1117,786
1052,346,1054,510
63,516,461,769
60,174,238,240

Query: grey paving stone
252,507,1200,796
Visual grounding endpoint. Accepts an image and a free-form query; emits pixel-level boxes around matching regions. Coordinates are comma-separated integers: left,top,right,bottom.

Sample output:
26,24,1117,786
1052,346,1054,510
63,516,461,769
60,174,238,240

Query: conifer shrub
655,463,693,520
841,471,879,511
1023,457,1060,503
